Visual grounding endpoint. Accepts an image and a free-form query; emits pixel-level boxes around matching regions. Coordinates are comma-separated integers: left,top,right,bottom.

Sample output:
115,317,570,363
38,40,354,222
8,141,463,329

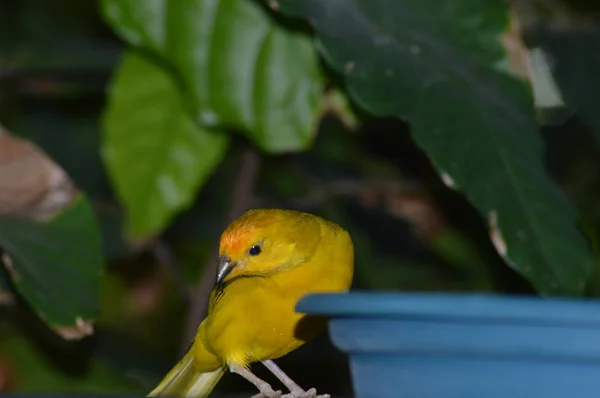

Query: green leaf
102,51,229,238
272,0,593,295
0,195,104,335
101,0,324,153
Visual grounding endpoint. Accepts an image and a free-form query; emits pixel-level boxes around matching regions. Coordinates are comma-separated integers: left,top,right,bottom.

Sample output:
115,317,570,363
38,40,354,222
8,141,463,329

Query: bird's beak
215,255,236,289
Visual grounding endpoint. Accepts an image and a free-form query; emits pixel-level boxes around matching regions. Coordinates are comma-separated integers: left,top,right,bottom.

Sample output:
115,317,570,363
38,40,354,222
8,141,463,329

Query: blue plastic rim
296,291,600,326
296,292,600,398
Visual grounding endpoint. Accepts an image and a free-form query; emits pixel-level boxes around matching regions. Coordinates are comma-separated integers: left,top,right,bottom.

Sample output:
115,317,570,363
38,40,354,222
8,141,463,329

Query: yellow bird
148,209,354,398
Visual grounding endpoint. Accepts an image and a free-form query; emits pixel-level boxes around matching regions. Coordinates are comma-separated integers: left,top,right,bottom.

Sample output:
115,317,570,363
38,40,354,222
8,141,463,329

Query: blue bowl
296,292,600,398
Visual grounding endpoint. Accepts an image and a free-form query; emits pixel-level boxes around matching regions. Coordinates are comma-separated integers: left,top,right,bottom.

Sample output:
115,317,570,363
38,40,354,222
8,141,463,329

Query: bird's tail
148,347,226,398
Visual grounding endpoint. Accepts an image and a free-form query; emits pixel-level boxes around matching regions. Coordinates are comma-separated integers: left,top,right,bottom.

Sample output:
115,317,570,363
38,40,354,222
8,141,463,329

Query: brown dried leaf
0,127,77,221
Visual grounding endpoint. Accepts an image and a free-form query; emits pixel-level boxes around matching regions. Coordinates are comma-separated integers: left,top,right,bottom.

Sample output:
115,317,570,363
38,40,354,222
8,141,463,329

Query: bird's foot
251,393,282,398
250,382,282,398
280,387,330,398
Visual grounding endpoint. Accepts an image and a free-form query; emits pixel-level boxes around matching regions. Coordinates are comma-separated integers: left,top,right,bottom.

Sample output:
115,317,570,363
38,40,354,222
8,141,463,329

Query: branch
282,178,445,242
149,238,192,302
180,146,261,353
287,179,421,208
90,200,192,302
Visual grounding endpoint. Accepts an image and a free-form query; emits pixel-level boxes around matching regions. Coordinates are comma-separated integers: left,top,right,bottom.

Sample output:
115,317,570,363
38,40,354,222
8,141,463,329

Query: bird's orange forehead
219,225,253,257
219,209,279,257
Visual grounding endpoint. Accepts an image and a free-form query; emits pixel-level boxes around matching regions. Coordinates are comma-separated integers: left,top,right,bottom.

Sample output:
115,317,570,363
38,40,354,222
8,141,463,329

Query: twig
90,200,192,301
286,178,424,209
180,146,261,353
150,238,192,302
264,177,445,242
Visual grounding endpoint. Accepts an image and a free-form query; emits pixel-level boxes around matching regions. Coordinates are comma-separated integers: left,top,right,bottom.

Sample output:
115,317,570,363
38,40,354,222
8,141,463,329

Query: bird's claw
252,387,283,398
280,387,330,398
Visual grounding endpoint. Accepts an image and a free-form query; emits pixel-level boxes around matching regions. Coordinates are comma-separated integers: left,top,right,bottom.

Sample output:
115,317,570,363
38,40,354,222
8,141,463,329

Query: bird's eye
249,245,262,256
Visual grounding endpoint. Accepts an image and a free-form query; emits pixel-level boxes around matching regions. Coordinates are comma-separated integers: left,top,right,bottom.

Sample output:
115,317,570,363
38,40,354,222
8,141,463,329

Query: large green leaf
102,51,229,238
101,0,324,153
0,195,104,335
272,0,593,294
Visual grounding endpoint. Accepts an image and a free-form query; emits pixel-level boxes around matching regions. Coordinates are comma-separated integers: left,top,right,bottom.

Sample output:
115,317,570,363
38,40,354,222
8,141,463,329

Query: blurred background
1,0,600,396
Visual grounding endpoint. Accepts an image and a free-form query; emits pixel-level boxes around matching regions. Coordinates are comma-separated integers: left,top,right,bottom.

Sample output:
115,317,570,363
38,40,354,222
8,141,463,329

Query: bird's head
214,209,321,288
